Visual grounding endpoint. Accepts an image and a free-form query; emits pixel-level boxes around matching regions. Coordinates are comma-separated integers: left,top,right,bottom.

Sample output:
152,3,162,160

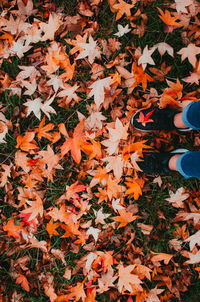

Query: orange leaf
16,274,30,292
60,120,86,164
21,194,43,221
81,139,102,160
3,218,23,238
151,252,173,265
131,62,154,91
46,219,60,237
157,7,182,27
113,0,135,20
125,177,144,200
122,140,152,159
34,116,55,140
111,210,140,228
16,132,38,152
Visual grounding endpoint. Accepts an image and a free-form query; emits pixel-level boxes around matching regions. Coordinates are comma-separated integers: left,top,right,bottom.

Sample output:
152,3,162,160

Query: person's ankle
168,154,181,171
173,112,188,129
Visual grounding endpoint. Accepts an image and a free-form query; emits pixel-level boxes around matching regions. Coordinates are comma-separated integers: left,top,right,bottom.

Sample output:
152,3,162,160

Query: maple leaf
22,79,37,95
151,252,173,265
132,62,154,91
24,95,57,120
185,251,200,264
102,118,129,155
27,237,47,252
117,264,142,293
16,274,30,292
47,75,64,93
94,209,110,225
15,0,37,20
116,65,135,94
125,177,143,200
111,209,140,228
97,268,118,293
122,140,152,158
15,150,30,173
34,116,55,141
63,267,71,280
3,217,23,238
47,204,76,225
184,230,200,251
84,111,106,131
130,151,143,171
81,139,102,160
39,145,61,181
57,83,80,104
146,287,164,302
166,187,189,208
76,35,101,64
175,0,193,14
113,0,136,20
106,174,126,201
102,154,124,179
0,162,12,187
65,34,88,55
21,194,43,221
51,248,66,265
88,77,111,109
114,24,131,37
112,198,125,212
40,94,57,119
16,132,38,152
157,7,182,27
0,117,8,143
177,44,200,67
153,42,174,57
138,45,156,70
86,226,101,242
182,72,200,85
9,38,32,58
65,282,86,302
2,15,24,35
17,65,39,81
24,98,42,119
58,181,85,204
60,120,87,164
39,13,61,41
136,109,155,126
149,62,172,82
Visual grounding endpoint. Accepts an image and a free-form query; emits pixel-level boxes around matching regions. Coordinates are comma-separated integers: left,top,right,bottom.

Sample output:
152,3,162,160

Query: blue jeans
176,101,200,178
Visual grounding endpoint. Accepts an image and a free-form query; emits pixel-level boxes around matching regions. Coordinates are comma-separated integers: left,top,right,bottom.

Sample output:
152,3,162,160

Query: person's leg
176,151,200,178
181,101,200,130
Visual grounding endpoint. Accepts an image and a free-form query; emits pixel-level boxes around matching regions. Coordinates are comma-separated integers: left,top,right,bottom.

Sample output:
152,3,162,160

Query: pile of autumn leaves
1,0,200,301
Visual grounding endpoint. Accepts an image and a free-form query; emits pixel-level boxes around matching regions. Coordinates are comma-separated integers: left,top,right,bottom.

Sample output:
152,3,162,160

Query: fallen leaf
16,274,30,292
111,209,140,228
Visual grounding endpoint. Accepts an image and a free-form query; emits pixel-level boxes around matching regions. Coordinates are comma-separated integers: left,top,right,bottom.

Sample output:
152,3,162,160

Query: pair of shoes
131,107,190,175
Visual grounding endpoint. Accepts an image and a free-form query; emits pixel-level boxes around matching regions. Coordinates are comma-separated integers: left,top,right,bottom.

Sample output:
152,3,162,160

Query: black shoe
131,107,192,132
137,149,188,175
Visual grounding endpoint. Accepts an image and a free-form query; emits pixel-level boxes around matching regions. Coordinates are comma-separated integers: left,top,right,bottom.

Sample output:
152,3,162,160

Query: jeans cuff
182,102,200,130
176,152,191,178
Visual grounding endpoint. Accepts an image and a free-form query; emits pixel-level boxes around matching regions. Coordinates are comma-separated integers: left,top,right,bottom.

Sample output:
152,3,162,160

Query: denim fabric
176,151,200,179
182,101,200,130
176,101,200,178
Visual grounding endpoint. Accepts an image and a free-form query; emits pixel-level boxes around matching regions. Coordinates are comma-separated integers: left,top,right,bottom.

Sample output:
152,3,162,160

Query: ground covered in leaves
0,0,200,301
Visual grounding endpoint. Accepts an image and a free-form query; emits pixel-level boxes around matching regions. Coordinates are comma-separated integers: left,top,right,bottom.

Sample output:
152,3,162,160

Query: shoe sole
131,111,193,132
170,148,189,154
